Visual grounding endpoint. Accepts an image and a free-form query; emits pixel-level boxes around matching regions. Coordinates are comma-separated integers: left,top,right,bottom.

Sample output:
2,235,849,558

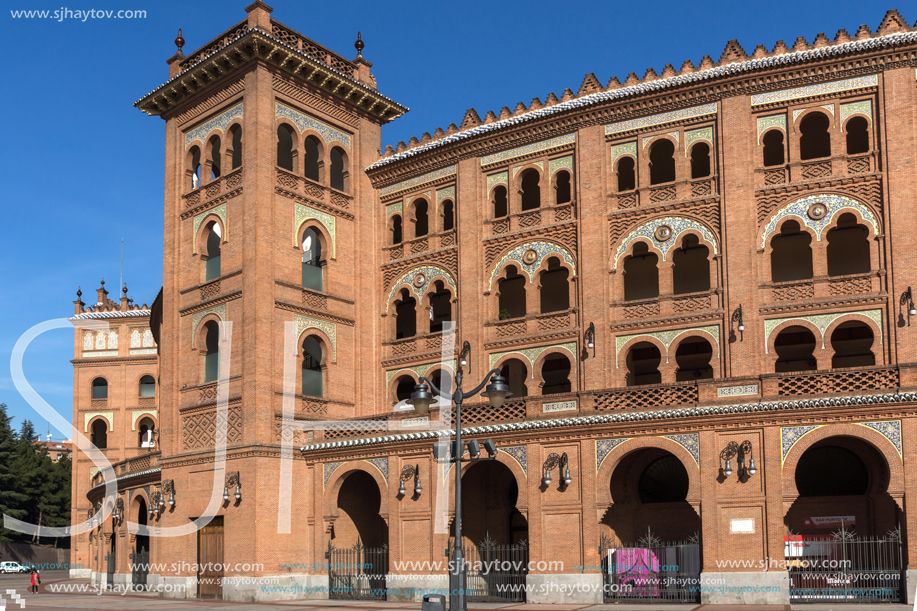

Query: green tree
0,404,27,542
18,419,37,442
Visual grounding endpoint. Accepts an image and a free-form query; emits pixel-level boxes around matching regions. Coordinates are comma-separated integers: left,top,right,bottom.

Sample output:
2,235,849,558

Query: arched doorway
131,497,149,589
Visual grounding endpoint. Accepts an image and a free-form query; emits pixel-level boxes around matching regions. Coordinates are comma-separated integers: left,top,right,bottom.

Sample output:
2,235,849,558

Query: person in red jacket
30,568,40,594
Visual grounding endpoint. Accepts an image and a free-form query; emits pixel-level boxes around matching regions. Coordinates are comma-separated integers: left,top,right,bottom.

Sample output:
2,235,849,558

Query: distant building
32,439,73,462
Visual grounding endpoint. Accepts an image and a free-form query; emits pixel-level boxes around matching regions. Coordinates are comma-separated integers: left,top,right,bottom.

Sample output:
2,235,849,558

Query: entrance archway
333,470,388,547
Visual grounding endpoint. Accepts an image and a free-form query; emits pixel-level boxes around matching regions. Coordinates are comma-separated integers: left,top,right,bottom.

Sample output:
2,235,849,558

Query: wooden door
197,517,224,599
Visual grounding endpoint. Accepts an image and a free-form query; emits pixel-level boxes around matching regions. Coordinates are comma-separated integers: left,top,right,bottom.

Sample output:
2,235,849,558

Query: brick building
70,2,917,604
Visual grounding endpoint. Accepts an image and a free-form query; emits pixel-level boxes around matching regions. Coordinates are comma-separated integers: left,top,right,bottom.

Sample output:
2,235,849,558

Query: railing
275,167,351,210
595,382,699,411
486,310,575,342
486,200,576,237
270,22,355,78
385,230,456,258
612,177,718,210
616,290,717,320
764,272,880,303
183,166,242,204
774,366,899,396
757,152,876,189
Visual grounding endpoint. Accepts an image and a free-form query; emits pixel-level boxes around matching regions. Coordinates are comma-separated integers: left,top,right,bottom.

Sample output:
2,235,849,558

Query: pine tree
18,420,37,442
0,404,27,542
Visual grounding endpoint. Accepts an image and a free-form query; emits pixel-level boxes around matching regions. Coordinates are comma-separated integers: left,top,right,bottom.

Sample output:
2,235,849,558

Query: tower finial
76,287,82,298
122,283,128,296
355,31,364,58
175,28,185,53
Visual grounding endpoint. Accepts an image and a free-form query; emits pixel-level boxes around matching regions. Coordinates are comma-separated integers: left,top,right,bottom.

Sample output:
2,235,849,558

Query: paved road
0,577,913,611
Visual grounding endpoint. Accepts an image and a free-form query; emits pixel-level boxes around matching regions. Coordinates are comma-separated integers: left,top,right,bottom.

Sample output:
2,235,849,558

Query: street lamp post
409,365,510,611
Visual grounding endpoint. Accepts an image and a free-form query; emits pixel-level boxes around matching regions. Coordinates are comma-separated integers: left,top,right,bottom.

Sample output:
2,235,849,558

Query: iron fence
327,541,388,600
601,531,701,603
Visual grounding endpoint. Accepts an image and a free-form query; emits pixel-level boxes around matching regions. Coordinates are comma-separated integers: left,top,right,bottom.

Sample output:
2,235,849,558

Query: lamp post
409,365,509,611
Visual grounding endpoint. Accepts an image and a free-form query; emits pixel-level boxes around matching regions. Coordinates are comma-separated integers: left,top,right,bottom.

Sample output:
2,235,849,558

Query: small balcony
761,271,881,304
611,177,716,210
485,309,576,344
755,152,877,189
486,201,575,237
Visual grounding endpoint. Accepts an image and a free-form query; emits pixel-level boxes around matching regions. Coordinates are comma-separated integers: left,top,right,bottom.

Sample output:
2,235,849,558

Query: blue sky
0,0,904,437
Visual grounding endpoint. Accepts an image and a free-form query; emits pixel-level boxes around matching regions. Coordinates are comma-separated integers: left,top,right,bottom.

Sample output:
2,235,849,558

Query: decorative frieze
684,127,712,151
664,433,700,467
275,102,351,149
365,457,389,484
512,160,544,178
613,217,718,269
549,155,573,177
717,384,759,398
781,425,823,463
385,265,458,311
858,420,901,457
488,342,577,376
760,194,878,249
751,74,877,106
841,100,873,123
437,186,456,202
502,445,527,475
386,201,403,218
487,171,508,191
595,438,631,471
605,103,716,136
293,203,336,255
543,400,577,413
763,309,882,352
323,462,343,487
385,360,457,385
611,142,637,165
756,114,787,142
615,325,720,366
481,133,576,166
185,102,243,148
295,314,337,361
380,165,457,198
487,241,576,289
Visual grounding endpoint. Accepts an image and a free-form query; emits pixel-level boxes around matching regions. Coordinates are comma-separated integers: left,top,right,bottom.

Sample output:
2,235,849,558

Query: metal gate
130,547,149,589
788,529,903,603
601,532,701,603
451,538,528,602
105,551,115,589
327,541,388,600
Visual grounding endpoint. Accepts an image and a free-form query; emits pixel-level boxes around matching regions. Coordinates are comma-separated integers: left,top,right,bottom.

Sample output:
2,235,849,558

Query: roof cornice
366,30,917,175
134,28,408,123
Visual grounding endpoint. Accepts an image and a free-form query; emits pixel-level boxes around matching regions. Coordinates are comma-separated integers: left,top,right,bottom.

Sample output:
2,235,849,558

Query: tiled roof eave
70,310,151,321
299,390,914,454
366,30,917,173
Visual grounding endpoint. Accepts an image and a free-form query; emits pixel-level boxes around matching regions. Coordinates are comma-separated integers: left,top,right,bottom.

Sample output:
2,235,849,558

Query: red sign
802,516,855,529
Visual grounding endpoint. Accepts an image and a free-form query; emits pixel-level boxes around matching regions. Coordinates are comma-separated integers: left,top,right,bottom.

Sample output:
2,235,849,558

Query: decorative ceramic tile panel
685,127,712,150
751,75,878,106
642,132,679,149
664,433,699,467
549,155,573,176
502,446,527,475
185,102,243,148
512,160,544,178
402,416,429,427
756,114,787,142
794,105,835,121
275,102,351,149
131,410,158,431
84,412,113,433
365,457,389,484
108,331,118,349
130,349,157,356
130,330,141,348
323,461,344,487
191,304,227,348
487,172,509,190
385,265,458,311
760,194,878,249
612,217,718,269
781,425,822,464
481,133,576,166
717,384,759,398
293,203,336,255
385,360,457,385
95,333,106,350
437,186,456,202
487,241,576,289
386,202,403,218
380,165,457,197
615,325,720,366
611,142,638,166
488,342,577,377
858,420,902,457
595,438,630,472
85,351,118,358
605,103,717,135
143,330,155,347
841,100,873,123
295,314,337,361
193,203,227,254
83,332,94,350
543,400,577,413
764,309,882,352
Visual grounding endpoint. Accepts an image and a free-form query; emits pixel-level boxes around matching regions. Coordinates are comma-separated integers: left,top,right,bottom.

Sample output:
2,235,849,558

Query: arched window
555,170,572,204
774,325,816,373
138,417,155,448
428,281,451,333
500,358,528,398
203,221,222,281
649,139,676,184
301,227,323,291
431,369,453,396
304,135,322,182
330,147,348,192
623,242,659,301
675,337,713,381
91,419,107,450
442,200,455,231
498,265,526,320
826,213,870,276
626,342,661,386
91,378,108,400
139,375,156,398
799,112,831,160
616,157,636,191
845,117,869,155
770,220,812,282
395,375,415,403
189,146,202,190
209,136,222,180
672,234,710,294
539,257,569,313
394,289,416,339
413,199,429,237
762,130,785,166
689,142,710,178
520,169,540,211
277,125,295,171
541,353,571,395
230,126,242,170
391,215,403,245
301,335,324,398
203,321,220,383
830,321,875,368
639,455,689,503
493,186,508,218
